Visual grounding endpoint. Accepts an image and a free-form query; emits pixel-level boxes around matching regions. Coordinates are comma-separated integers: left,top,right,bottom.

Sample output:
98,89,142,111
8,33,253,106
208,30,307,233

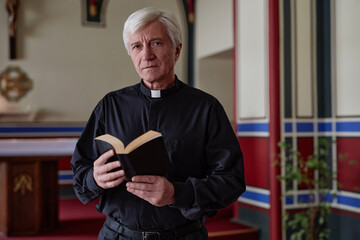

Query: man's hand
126,175,175,207
93,150,126,189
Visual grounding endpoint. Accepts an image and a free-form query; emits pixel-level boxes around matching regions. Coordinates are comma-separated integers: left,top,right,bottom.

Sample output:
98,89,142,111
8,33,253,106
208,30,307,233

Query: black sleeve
171,101,246,220
71,100,106,204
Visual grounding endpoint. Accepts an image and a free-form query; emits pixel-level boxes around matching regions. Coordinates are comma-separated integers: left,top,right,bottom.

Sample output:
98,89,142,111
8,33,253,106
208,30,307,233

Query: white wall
197,50,234,121
195,0,234,120
195,0,233,59
0,0,186,122
335,0,360,117
236,0,268,120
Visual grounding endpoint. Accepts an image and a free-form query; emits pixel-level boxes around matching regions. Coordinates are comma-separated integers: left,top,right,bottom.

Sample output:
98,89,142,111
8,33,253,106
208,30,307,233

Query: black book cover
95,131,170,181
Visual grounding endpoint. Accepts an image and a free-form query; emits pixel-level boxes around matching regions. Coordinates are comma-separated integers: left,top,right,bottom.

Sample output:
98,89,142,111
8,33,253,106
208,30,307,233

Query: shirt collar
140,76,181,99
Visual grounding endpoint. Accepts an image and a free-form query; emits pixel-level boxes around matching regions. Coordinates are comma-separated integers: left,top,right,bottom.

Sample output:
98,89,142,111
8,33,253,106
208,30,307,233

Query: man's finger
103,176,126,189
94,150,114,166
102,169,125,181
127,187,149,197
104,161,122,173
131,175,157,183
126,182,153,192
96,169,126,189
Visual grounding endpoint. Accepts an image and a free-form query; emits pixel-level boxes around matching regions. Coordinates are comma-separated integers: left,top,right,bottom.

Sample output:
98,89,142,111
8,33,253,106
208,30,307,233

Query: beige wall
197,50,234,122
195,0,233,59
195,0,234,121
0,0,186,122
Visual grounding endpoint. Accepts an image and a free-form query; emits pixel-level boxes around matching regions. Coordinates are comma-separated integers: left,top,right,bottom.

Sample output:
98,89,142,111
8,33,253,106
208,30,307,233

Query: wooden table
0,138,78,236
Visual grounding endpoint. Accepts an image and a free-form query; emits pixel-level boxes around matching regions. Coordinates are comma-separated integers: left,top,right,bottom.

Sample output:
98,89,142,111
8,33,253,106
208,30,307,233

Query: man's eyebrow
130,38,164,47
150,38,163,42
130,41,141,47
133,37,163,43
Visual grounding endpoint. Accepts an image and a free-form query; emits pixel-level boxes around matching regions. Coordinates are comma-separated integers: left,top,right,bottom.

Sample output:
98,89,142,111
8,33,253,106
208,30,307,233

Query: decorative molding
58,170,73,185
237,122,269,137
333,0,360,117
235,0,269,120
13,173,33,195
284,190,360,214
283,118,360,137
0,124,84,137
0,138,78,156
293,0,315,118
238,186,270,209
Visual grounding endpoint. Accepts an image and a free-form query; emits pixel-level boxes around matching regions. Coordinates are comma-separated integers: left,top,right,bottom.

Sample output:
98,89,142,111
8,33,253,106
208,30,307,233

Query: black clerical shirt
71,77,245,231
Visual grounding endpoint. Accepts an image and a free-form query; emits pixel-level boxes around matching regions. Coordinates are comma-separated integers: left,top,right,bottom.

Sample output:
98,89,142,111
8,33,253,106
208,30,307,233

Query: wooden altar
0,128,80,236
0,155,61,236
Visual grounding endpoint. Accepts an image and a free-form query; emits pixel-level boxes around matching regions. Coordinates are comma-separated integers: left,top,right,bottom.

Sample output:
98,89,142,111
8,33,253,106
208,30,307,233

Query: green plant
275,138,348,240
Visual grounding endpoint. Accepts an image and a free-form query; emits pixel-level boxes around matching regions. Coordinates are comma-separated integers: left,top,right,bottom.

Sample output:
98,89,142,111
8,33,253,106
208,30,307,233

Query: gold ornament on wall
13,173,33,195
81,0,109,27
0,66,33,102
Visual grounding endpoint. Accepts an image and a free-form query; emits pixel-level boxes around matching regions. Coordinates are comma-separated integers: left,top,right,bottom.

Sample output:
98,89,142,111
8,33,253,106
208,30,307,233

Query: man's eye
153,42,162,46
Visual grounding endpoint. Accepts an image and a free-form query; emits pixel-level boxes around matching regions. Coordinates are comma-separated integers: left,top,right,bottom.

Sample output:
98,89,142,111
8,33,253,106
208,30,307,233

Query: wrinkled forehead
131,20,166,35
129,21,170,41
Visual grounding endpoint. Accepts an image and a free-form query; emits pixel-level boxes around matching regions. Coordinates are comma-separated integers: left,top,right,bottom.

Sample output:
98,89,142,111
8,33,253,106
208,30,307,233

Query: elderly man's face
128,21,181,89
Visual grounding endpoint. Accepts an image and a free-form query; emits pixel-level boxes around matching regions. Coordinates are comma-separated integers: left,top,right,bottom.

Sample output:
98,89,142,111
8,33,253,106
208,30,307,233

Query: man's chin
142,77,160,87
142,77,157,83
141,74,160,83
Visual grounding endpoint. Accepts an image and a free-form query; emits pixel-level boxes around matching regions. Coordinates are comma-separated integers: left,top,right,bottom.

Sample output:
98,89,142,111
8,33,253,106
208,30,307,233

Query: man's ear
175,44,182,61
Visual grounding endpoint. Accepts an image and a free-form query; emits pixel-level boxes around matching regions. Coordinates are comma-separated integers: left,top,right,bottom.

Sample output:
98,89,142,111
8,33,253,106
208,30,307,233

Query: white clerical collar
151,90,161,98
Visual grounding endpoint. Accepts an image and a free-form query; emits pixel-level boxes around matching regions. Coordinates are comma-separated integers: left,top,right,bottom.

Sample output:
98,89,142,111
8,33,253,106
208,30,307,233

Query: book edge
95,134,125,153
124,130,162,153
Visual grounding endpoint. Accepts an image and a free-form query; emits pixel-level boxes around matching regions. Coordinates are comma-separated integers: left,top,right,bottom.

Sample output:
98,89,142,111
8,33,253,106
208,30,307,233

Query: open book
95,130,170,181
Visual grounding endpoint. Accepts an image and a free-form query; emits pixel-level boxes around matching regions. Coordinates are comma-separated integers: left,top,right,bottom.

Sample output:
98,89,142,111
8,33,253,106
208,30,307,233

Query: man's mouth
142,66,157,70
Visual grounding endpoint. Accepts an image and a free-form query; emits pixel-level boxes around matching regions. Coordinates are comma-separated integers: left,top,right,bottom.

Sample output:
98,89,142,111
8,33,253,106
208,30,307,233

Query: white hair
123,7,182,55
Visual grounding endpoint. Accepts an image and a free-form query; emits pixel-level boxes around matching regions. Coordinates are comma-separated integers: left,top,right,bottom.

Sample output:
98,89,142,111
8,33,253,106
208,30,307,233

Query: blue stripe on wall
318,122,332,132
337,195,360,208
286,196,294,204
298,194,315,204
242,190,270,204
285,122,293,132
326,193,334,203
283,121,360,133
237,123,269,132
286,193,360,210
336,122,360,132
0,127,84,133
296,123,314,132
59,174,73,180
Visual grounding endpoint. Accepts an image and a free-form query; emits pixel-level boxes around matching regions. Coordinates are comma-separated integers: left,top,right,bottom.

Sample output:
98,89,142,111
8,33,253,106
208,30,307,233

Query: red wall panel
297,137,314,189
238,137,269,189
58,156,72,170
337,137,360,192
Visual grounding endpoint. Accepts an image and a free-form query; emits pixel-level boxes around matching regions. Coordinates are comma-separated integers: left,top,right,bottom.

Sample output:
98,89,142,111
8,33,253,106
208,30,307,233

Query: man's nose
143,46,155,60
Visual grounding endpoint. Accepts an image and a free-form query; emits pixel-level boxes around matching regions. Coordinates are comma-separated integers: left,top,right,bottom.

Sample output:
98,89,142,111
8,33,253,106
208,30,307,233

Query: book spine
95,140,122,173
117,154,135,181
